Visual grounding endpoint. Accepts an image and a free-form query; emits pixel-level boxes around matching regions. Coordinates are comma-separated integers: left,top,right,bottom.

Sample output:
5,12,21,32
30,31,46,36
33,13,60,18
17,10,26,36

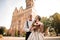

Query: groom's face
29,15,32,21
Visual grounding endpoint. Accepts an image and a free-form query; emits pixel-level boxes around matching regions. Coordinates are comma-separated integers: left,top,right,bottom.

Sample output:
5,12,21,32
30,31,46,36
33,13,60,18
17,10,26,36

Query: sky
0,0,60,29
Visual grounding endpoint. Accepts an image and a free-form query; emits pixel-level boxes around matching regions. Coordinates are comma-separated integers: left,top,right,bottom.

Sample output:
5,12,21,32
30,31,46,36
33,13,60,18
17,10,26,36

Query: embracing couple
24,15,44,40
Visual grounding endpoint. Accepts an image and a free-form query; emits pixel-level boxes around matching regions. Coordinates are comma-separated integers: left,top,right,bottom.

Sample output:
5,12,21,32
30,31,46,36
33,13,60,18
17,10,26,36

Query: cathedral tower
26,0,34,9
9,0,36,36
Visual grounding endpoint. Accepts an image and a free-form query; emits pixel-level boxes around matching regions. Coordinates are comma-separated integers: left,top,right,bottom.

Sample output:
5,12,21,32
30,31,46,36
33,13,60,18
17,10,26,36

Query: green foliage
0,27,6,35
6,31,11,36
15,29,18,37
51,13,60,35
22,32,26,37
41,17,52,32
41,12,60,36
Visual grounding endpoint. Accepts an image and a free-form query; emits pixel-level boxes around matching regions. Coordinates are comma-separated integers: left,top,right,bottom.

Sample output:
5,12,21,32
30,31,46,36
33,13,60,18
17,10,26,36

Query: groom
24,15,33,40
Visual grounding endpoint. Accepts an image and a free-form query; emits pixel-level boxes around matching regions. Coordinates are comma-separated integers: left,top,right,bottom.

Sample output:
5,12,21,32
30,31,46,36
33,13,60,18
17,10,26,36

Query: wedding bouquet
32,22,40,31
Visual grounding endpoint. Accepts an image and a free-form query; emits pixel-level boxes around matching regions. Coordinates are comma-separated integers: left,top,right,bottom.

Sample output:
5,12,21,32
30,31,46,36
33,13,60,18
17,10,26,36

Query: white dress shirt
24,20,33,32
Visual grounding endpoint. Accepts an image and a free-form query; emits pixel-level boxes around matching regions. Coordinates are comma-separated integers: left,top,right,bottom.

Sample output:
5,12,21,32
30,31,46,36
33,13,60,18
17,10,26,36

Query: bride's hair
36,15,41,21
32,15,41,27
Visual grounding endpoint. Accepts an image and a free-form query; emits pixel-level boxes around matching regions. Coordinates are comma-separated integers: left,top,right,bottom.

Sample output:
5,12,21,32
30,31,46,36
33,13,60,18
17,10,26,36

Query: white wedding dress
28,21,44,40
27,31,44,40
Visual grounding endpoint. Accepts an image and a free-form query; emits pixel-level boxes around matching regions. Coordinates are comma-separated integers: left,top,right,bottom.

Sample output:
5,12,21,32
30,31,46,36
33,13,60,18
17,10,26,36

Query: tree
0,27,6,35
41,17,51,32
51,12,60,36
15,28,18,37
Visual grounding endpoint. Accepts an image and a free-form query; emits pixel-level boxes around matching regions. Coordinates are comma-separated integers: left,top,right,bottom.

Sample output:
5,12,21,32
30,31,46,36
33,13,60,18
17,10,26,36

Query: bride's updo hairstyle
35,15,41,21
32,15,41,26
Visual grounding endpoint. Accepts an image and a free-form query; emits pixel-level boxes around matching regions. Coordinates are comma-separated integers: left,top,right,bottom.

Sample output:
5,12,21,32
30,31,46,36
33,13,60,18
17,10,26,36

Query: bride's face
35,16,39,22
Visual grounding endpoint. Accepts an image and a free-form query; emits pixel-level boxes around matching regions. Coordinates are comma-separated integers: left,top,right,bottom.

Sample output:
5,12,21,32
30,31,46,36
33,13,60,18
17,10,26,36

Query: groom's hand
30,27,34,31
30,27,32,31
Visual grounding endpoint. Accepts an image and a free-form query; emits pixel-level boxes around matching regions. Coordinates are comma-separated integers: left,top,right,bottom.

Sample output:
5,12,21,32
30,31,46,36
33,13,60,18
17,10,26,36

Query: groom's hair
29,14,32,18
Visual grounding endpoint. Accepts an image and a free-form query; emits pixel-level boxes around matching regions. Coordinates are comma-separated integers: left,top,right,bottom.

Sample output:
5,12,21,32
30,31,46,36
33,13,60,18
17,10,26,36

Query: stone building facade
9,0,37,36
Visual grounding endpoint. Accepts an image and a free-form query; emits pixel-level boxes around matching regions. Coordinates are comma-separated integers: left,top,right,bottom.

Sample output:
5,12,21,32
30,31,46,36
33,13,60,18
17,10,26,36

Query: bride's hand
30,27,36,31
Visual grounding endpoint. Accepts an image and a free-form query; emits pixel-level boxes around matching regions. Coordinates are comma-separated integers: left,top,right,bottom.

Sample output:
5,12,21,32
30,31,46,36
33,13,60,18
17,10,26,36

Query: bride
27,15,44,40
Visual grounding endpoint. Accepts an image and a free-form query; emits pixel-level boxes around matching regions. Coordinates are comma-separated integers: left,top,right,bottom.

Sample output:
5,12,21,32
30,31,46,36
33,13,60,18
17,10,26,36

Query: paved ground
0,37,60,40
45,37,60,40
0,37,24,40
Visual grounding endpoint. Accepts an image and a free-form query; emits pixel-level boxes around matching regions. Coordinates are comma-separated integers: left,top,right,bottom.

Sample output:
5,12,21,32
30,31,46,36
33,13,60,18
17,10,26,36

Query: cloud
34,0,60,17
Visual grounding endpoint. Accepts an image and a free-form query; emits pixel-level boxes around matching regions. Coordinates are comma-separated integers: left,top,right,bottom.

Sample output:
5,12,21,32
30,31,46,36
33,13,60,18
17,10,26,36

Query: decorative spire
19,6,23,13
13,7,18,16
14,7,18,12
